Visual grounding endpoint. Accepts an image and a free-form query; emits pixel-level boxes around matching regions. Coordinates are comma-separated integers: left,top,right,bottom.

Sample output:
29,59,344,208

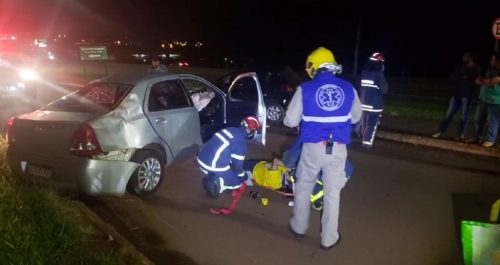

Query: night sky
1,0,499,76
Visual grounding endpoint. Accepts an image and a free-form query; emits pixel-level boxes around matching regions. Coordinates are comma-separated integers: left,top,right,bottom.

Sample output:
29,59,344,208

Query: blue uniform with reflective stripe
359,68,388,147
197,127,247,193
300,72,355,144
359,70,388,112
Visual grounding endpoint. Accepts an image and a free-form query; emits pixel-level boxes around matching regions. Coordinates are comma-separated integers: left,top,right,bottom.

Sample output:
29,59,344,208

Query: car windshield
214,71,286,93
42,83,133,113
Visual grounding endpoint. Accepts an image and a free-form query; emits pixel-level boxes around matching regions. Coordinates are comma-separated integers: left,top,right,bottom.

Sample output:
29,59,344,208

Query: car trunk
10,111,101,159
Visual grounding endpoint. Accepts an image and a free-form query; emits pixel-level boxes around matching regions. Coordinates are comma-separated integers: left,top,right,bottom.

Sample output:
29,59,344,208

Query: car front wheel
128,150,165,196
266,102,285,124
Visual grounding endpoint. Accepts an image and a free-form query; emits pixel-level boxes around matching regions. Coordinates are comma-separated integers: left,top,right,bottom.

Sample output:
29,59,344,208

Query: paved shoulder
377,130,500,159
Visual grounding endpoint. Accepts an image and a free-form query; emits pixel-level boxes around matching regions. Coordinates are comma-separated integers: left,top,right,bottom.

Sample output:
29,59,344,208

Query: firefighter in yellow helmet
305,47,343,78
284,47,362,250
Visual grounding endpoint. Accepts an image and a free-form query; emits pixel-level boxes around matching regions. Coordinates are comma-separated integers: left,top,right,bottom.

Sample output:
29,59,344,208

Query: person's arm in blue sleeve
230,142,246,178
378,72,389,94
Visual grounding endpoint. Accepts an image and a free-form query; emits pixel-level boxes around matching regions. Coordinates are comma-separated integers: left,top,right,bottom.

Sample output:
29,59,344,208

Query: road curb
377,130,500,159
74,201,155,265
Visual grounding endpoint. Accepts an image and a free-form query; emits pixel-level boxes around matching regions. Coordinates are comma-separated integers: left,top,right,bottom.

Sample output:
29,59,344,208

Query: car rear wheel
128,150,165,196
266,102,285,124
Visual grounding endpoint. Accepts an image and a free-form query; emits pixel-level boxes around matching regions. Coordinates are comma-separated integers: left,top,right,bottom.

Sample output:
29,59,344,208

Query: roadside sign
493,18,500,40
80,46,109,60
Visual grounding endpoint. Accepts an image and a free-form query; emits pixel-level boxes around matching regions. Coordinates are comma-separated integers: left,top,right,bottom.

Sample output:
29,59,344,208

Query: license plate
27,165,52,178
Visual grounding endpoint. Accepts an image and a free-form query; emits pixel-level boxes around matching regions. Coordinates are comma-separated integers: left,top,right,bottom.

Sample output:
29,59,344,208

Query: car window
213,74,234,93
182,78,212,94
43,83,132,113
182,78,219,112
229,76,258,102
148,80,190,112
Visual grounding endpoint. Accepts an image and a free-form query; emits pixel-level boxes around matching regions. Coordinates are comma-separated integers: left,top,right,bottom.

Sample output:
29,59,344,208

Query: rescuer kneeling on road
284,47,362,250
197,116,261,215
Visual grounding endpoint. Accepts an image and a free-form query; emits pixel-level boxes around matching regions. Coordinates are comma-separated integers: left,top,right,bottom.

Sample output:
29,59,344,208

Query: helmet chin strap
247,130,255,140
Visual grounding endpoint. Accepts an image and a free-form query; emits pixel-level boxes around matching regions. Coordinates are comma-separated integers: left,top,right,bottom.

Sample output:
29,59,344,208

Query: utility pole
353,12,362,76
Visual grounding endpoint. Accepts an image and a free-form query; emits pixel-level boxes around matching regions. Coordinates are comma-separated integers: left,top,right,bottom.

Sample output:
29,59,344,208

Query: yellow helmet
305,47,336,78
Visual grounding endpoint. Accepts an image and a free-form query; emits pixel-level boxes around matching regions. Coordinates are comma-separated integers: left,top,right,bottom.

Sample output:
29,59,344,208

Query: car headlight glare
19,69,39,80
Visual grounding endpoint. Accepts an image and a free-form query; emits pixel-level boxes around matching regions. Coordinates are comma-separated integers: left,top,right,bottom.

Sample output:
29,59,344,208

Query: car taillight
5,117,15,144
281,84,294,93
70,124,103,157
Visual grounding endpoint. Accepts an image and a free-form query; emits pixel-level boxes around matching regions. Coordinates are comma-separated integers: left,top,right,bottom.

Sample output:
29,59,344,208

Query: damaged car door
144,78,202,160
226,72,267,145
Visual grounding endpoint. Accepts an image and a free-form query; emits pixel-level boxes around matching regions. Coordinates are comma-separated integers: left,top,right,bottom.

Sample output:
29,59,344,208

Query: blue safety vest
300,72,355,144
197,127,247,177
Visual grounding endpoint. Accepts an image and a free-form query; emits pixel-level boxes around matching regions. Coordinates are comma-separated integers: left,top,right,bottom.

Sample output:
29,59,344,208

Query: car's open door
226,72,266,145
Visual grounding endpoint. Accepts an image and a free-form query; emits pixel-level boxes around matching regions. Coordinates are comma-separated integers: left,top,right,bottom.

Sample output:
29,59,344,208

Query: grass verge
0,138,126,265
385,100,447,121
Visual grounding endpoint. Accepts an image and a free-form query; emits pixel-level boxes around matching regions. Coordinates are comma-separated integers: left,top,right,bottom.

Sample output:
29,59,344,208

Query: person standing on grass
476,52,500,148
432,52,481,141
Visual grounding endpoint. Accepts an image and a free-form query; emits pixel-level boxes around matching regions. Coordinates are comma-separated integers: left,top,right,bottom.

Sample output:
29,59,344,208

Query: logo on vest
315,84,344,111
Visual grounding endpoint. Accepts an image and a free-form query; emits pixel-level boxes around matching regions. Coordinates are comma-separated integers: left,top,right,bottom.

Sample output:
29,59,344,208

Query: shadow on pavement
144,193,321,249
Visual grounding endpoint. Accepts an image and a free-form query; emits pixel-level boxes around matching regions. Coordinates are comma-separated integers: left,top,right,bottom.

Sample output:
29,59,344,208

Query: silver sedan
6,71,266,196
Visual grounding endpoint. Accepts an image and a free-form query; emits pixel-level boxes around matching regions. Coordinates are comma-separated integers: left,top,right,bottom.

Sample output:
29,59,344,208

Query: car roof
95,72,203,85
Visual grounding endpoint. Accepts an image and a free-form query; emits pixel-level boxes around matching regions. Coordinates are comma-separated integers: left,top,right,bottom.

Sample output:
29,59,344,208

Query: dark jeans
474,100,488,141
486,103,500,143
438,96,471,136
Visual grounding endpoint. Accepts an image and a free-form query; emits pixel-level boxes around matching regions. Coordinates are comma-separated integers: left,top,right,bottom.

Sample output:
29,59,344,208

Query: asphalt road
84,128,500,265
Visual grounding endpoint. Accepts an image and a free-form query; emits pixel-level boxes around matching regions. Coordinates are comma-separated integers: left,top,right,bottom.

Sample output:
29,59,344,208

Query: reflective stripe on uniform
361,104,383,112
302,113,351,123
361,108,383,112
310,190,324,203
197,157,231,172
222,129,234,139
213,132,229,168
361,79,379,89
219,177,242,193
361,84,379,89
369,118,379,144
231,154,245,160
